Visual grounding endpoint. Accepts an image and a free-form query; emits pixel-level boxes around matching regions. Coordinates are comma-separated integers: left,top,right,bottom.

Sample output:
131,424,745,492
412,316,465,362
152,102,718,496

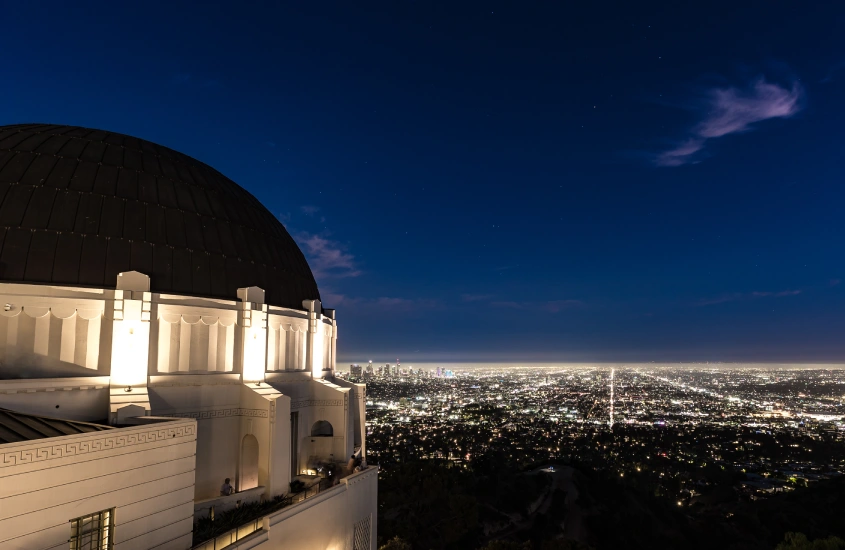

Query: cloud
697,80,802,138
461,293,493,302
300,205,320,216
462,294,583,312
656,78,803,167
750,290,801,298
295,233,361,279
491,299,583,313
373,297,442,311
655,138,705,167
821,61,845,84
490,301,524,309
320,290,355,307
543,300,585,312
320,291,440,311
698,289,801,306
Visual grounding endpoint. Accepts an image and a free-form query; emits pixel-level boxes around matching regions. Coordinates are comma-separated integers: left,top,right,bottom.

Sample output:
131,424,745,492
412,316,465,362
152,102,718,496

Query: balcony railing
191,517,263,550
191,475,339,549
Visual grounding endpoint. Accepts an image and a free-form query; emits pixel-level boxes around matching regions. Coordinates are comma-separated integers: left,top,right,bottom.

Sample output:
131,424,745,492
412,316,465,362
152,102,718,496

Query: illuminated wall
312,321,324,378
108,290,151,388
266,315,307,371
110,320,149,386
0,306,102,376
321,320,334,371
242,318,268,382
263,467,378,550
0,418,197,550
156,313,236,372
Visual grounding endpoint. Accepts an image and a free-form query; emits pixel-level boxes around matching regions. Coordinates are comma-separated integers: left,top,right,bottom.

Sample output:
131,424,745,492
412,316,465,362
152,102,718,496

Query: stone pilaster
108,271,152,423
303,299,322,378
238,287,268,383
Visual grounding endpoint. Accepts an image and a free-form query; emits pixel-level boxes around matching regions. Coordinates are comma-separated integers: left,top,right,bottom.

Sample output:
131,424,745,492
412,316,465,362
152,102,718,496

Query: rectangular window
69,508,114,550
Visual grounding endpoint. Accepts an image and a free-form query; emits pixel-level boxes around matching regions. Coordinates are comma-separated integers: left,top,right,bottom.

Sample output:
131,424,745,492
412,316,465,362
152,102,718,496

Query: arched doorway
239,434,259,491
310,420,333,437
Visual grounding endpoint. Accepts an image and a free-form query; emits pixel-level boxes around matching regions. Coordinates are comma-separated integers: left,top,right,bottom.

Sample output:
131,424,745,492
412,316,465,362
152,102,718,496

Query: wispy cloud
320,291,441,311
656,78,803,167
461,293,493,302
321,290,353,307
300,205,320,216
373,297,442,311
655,138,706,167
462,294,583,312
697,289,801,306
491,299,583,313
750,290,802,297
295,233,361,279
821,61,845,84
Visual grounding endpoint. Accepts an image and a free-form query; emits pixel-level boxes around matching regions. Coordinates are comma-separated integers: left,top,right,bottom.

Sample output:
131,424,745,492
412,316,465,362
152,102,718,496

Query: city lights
347,364,845,506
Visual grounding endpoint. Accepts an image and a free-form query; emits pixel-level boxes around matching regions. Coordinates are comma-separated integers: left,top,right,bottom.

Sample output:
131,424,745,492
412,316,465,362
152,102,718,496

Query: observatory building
0,124,375,550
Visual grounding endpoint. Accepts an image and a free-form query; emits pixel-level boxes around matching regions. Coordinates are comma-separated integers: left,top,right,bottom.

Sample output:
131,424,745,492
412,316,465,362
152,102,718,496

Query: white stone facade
0,273,375,550
0,417,198,550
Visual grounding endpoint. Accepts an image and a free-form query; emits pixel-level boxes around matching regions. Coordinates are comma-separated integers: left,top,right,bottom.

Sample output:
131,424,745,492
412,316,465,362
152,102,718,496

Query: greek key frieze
290,399,344,410
0,424,196,468
158,408,269,420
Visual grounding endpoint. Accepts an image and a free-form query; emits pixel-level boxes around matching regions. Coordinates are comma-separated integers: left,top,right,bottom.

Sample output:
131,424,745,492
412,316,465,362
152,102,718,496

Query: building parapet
195,486,267,519
192,467,378,550
0,376,110,393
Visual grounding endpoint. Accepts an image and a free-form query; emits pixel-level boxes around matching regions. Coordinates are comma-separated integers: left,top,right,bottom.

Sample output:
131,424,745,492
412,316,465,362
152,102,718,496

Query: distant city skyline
338,360,845,370
2,2,844,360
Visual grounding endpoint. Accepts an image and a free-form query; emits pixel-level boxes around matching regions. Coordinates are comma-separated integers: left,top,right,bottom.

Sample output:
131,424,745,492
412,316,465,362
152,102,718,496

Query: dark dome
0,124,319,309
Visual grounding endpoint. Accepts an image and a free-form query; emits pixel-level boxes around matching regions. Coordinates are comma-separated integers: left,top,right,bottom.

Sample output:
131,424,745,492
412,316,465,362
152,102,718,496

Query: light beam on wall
312,319,324,378
243,324,267,383
110,319,149,387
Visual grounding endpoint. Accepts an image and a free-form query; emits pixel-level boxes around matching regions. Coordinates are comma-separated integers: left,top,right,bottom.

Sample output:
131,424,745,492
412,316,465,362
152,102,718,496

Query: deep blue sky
2,1,844,362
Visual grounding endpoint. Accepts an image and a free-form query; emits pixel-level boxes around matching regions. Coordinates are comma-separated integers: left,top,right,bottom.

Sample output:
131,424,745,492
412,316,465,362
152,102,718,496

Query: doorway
239,434,259,490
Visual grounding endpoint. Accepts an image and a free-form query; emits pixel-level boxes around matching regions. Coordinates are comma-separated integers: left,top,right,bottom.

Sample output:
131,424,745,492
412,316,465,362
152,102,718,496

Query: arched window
239,434,259,490
310,420,333,437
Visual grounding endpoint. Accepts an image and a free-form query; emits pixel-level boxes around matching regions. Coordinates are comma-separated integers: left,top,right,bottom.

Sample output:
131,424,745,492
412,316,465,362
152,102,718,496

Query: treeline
376,458,845,550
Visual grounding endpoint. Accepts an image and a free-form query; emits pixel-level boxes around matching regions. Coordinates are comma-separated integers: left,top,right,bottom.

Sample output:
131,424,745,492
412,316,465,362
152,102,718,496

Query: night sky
2,1,844,363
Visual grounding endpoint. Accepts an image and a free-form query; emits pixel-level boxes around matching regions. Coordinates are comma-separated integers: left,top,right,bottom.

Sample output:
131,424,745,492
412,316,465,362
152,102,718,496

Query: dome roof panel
0,124,320,309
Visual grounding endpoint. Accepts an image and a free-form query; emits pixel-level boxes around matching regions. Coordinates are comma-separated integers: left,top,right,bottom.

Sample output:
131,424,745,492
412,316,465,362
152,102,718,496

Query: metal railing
191,478,333,550
191,517,263,550
287,478,326,504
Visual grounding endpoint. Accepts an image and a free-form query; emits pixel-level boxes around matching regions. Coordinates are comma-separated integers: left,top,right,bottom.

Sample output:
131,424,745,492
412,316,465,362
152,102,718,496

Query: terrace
191,466,376,550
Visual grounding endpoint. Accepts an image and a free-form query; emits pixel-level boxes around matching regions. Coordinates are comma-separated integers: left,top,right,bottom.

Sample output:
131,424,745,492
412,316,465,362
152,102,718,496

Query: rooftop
0,407,113,444
0,123,320,309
